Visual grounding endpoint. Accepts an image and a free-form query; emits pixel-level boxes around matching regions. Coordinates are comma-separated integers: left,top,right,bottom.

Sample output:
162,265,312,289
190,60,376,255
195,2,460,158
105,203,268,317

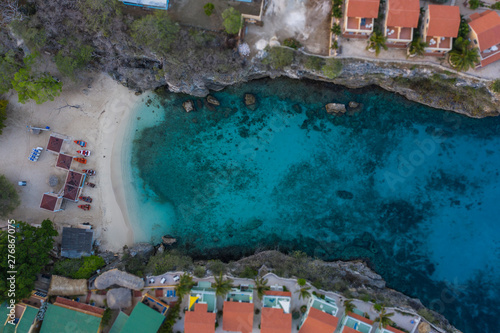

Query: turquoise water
126,78,500,333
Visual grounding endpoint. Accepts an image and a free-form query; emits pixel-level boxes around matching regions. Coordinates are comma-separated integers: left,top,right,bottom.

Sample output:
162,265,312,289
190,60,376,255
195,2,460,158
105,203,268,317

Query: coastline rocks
207,95,220,106
325,103,346,115
244,93,256,106
182,100,194,112
349,101,360,108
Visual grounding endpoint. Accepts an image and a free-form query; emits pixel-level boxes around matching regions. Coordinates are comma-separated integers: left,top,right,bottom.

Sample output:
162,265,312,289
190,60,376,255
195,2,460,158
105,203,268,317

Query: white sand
0,72,140,251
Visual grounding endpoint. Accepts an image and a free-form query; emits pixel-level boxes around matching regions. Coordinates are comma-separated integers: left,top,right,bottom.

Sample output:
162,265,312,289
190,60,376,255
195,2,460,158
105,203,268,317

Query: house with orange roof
384,0,420,48
184,303,216,333
421,5,460,55
299,294,339,333
261,289,292,333
468,10,500,67
223,285,254,333
375,325,406,333
343,0,380,38
338,312,374,333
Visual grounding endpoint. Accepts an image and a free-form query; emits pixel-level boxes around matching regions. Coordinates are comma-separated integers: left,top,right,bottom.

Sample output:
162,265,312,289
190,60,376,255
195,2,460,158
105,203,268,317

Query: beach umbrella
49,175,59,187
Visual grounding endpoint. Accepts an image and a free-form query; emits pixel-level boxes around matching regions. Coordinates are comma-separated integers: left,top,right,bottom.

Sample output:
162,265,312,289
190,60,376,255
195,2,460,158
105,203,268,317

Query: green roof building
118,302,165,333
109,311,129,333
0,303,39,333
15,305,39,333
40,300,103,333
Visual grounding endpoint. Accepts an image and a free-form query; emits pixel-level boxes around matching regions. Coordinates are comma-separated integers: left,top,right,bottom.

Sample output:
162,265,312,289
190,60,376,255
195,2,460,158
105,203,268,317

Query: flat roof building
61,227,94,258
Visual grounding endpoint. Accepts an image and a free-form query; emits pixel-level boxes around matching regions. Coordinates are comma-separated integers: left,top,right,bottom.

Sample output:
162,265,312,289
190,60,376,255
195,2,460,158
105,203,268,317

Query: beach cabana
39,193,63,212
62,170,86,201
56,153,73,170
46,135,65,154
61,227,94,258
48,275,88,296
94,269,145,290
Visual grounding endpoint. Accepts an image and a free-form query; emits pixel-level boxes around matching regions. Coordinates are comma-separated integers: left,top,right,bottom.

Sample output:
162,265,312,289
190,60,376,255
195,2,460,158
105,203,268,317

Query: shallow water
126,78,500,333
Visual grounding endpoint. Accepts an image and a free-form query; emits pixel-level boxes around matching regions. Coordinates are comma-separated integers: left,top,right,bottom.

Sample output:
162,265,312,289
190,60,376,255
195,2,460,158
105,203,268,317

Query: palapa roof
39,193,62,212
185,303,216,333
386,0,420,28
346,0,380,19
48,275,88,296
61,227,94,258
120,302,165,333
56,153,73,170
223,301,254,333
94,269,145,290
107,288,132,310
261,307,292,333
469,10,500,51
426,5,460,38
47,135,64,153
298,307,339,333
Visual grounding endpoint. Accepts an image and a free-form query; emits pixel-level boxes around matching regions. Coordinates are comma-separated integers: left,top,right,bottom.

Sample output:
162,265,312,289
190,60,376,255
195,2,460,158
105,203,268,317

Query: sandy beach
0,72,140,252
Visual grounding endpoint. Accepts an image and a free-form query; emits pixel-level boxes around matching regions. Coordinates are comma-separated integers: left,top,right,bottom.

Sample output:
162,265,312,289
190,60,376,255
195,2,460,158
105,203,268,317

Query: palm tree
175,274,195,300
213,272,233,297
296,285,311,300
448,37,480,71
374,307,395,329
366,31,388,56
253,275,270,300
408,37,427,57
343,299,356,313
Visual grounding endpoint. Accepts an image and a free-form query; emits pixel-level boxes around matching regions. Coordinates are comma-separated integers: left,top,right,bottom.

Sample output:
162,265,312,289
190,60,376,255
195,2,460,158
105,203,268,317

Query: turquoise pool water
125,78,500,332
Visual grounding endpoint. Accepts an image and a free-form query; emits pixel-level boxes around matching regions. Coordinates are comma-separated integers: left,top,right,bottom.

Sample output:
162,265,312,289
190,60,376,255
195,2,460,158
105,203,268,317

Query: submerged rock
207,95,220,106
336,190,354,199
325,103,346,114
244,93,256,106
349,101,360,108
182,100,194,112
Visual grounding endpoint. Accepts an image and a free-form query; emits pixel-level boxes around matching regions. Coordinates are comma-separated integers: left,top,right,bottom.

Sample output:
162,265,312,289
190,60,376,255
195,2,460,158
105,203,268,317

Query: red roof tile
47,135,64,153
56,153,73,170
469,10,500,51
54,297,104,317
384,325,407,333
263,290,292,297
223,301,254,333
261,308,292,333
40,193,60,211
299,307,339,333
342,327,362,333
427,5,460,37
386,0,420,28
346,0,380,18
480,50,500,67
347,312,374,325
184,303,215,333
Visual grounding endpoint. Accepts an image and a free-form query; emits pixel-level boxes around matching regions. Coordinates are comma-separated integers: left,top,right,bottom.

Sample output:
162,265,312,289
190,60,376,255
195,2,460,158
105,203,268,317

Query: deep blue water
127,78,500,333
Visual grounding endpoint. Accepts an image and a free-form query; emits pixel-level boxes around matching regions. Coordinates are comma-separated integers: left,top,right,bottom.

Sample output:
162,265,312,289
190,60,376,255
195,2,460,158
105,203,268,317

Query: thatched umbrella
107,288,132,310
48,275,88,296
418,322,431,333
94,269,144,290
48,175,59,187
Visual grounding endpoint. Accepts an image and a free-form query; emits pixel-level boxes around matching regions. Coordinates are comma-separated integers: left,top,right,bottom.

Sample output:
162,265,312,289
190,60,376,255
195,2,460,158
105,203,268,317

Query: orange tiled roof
298,307,339,333
343,327,363,333
386,0,420,28
427,5,460,37
261,307,292,333
469,10,500,51
347,312,375,325
346,0,380,19
54,297,104,317
384,325,407,333
223,301,254,333
480,50,500,67
184,303,216,333
263,290,292,297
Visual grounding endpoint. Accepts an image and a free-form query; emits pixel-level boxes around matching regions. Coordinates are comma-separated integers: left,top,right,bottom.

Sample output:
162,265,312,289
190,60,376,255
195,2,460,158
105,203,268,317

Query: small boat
77,150,91,157
78,204,91,211
79,196,92,203
74,140,87,147
74,157,87,164
85,182,96,188
83,169,96,176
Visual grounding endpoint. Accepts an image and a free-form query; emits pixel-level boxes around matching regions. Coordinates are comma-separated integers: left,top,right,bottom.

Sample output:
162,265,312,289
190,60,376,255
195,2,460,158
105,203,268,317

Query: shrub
10,20,46,50
76,0,121,34
304,56,323,71
53,258,84,278
492,1,500,9
131,11,180,55
458,16,470,39
331,23,341,36
418,308,437,324
297,278,306,286
158,302,180,333
0,174,20,216
194,265,206,278
283,38,301,49
222,7,242,34
146,250,193,275
204,3,215,16
55,45,93,79
491,79,500,93
0,50,22,93
0,100,7,136
469,0,480,9
101,308,112,326
321,58,342,79
263,47,294,69
72,256,105,279
300,305,307,313
207,259,226,275
239,266,257,278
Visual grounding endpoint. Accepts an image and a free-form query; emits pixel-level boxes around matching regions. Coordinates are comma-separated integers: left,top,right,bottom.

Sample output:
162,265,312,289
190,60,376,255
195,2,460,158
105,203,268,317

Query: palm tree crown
296,285,311,300
374,306,395,329
409,37,427,57
343,299,356,313
448,37,479,71
213,272,233,297
254,275,270,300
367,31,388,56
176,274,195,300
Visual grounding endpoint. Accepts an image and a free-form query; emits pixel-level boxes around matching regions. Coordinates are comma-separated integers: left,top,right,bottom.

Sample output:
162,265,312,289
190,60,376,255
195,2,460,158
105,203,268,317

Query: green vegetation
0,175,20,215
204,3,215,16
207,259,226,275
213,272,233,297
332,0,343,18
458,16,470,39
101,308,112,326
121,251,147,277
418,308,437,324
321,58,342,79
146,250,193,276
331,40,339,50
408,37,427,57
374,306,395,328
367,31,388,56
331,23,341,36
76,0,121,34
158,301,180,333
10,20,46,51
449,37,479,71
238,265,258,278
283,38,301,50
175,274,195,299
297,278,306,286
304,56,324,71
0,101,7,136
491,79,500,93
55,44,93,79
492,1,500,9
222,7,242,35
53,255,105,279
343,299,356,313
131,12,180,55
253,276,270,299
0,51,22,93
0,219,58,302
263,47,294,69
194,265,206,278
296,285,311,300
469,0,481,9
